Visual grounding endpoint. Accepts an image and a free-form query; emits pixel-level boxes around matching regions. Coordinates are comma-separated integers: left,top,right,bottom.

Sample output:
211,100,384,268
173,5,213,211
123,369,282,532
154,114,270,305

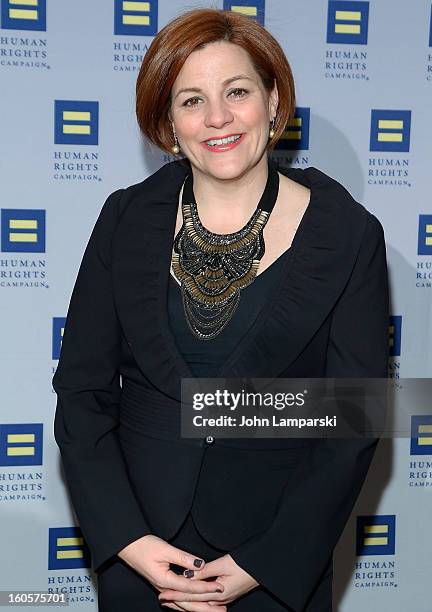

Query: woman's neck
189,156,269,233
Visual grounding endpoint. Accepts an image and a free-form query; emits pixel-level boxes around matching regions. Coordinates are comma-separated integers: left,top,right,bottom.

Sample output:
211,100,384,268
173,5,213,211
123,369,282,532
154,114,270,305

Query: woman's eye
229,88,248,98
183,97,201,107
182,88,248,107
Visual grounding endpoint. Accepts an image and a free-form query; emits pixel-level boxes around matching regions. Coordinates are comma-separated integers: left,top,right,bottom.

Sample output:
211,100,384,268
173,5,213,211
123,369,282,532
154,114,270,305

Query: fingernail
194,558,203,568
184,569,194,578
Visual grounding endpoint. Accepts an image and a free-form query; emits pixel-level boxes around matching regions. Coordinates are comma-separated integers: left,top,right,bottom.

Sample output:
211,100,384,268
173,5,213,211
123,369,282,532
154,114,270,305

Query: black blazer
53,157,389,612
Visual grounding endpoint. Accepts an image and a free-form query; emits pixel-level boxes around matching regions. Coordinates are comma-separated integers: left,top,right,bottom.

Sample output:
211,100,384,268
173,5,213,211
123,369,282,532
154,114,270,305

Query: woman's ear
269,78,279,119
167,100,173,124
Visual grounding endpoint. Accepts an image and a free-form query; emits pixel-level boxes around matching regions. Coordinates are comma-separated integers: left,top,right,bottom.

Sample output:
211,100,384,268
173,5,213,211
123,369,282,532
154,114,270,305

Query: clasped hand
117,534,259,612
159,553,259,610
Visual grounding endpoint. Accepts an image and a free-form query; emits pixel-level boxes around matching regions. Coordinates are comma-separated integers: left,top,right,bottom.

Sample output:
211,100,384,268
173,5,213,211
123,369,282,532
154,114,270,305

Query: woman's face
169,41,278,181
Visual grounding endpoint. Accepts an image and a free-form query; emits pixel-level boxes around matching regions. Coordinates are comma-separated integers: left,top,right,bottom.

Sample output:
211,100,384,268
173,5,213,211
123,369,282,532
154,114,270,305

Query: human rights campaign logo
417,215,432,255
223,0,265,25
52,317,66,360
410,416,432,455
327,1,369,45
114,0,158,36
1,0,46,31
0,424,43,466
388,315,402,357
275,108,310,151
48,527,91,570
356,515,396,556
54,101,99,146
1,209,45,253
370,110,411,153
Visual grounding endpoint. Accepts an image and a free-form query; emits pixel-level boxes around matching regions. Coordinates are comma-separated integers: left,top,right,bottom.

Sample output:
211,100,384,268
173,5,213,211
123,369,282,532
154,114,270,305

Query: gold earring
171,122,180,154
172,139,180,155
269,118,275,139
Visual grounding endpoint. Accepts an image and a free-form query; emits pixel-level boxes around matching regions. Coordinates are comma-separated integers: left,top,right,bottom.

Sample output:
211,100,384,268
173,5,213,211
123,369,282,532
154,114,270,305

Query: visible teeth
206,134,241,146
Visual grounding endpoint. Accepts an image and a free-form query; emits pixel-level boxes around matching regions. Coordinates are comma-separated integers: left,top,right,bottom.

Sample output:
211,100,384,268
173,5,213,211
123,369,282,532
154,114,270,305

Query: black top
168,247,291,377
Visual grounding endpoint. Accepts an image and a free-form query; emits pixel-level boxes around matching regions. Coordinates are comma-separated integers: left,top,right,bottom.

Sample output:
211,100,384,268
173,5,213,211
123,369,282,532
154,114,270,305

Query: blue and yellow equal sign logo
223,0,265,26
1,0,46,31
114,0,158,36
48,527,91,570
0,424,43,466
411,416,432,455
417,214,432,255
52,317,66,360
54,100,99,146
356,515,396,556
389,315,402,357
275,107,310,151
1,209,45,253
370,109,411,153
327,1,369,45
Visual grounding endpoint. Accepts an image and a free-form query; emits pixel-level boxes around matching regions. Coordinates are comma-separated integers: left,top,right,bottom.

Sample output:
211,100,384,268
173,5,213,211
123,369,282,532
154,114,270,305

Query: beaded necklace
171,160,280,340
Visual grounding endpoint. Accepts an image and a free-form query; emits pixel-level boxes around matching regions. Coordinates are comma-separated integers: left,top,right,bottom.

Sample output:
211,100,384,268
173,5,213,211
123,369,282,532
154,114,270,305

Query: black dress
166,247,332,611
167,247,291,378
96,246,332,612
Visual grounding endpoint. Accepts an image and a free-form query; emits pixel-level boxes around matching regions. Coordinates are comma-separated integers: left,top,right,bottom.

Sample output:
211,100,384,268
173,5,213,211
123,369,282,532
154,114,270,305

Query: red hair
136,8,296,153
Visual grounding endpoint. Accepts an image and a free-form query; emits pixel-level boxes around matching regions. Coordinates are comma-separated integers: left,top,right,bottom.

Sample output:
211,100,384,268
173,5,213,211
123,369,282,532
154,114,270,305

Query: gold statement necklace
171,160,280,340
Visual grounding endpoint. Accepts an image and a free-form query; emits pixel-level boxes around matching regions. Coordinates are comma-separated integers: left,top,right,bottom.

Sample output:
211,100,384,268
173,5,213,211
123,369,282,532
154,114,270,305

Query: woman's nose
204,102,233,128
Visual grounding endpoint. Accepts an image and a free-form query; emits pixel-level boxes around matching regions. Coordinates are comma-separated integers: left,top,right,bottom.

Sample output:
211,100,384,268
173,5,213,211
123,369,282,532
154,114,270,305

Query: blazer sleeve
229,212,389,611
52,190,153,573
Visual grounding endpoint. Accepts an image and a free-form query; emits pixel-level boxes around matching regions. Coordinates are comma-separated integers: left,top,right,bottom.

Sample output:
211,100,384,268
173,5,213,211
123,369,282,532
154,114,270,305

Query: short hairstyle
136,8,296,154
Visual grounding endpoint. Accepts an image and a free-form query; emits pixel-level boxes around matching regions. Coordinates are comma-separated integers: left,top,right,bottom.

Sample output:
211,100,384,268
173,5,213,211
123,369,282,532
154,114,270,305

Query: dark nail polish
184,569,194,578
194,558,203,568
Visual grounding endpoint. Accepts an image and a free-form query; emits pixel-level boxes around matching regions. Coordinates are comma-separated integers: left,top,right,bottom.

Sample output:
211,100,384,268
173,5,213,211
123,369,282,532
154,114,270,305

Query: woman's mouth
201,133,244,152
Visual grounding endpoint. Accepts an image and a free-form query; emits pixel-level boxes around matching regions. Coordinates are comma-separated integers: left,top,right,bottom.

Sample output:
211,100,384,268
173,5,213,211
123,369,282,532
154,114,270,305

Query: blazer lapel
217,163,367,380
112,159,194,401
112,159,367,401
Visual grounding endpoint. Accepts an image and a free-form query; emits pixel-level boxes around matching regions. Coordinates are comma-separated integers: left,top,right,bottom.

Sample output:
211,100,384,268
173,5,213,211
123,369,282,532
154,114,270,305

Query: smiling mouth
204,134,243,147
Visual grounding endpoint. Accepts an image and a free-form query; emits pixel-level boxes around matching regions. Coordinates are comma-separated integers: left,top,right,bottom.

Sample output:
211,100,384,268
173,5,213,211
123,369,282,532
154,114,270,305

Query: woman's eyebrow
174,74,254,99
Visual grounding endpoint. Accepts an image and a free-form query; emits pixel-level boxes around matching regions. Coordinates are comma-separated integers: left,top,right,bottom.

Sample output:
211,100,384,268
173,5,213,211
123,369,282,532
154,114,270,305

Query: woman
53,8,389,612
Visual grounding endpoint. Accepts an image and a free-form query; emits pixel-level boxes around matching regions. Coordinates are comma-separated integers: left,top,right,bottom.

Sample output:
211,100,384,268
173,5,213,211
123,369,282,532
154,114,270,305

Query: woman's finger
162,571,224,594
165,546,205,573
159,588,225,603
162,602,226,611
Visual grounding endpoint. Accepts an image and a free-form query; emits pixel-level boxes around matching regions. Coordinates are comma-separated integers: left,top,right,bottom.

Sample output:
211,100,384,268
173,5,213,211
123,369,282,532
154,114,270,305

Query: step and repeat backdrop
1,0,431,610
